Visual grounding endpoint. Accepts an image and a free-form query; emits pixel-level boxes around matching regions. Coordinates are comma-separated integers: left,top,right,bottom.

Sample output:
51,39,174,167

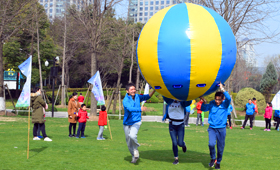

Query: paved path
7,109,269,127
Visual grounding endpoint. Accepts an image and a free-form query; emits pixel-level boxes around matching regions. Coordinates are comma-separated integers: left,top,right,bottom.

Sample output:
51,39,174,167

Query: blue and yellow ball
136,3,236,101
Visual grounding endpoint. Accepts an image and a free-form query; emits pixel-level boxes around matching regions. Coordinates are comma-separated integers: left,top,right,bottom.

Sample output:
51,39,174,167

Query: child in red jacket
97,105,107,140
264,102,272,131
196,99,204,126
76,104,89,138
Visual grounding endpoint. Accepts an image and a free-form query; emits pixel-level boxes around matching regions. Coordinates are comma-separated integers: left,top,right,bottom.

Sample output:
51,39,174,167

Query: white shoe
134,149,139,158
44,137,52,141
33,137,41,140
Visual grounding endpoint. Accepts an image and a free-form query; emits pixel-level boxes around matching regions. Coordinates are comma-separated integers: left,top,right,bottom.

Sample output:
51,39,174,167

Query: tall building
128,0,201,23
39,0,93,22
239,38,257,67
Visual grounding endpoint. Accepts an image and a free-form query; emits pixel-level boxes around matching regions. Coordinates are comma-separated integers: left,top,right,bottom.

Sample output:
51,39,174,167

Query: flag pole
107,113,113,140
27,106,30,159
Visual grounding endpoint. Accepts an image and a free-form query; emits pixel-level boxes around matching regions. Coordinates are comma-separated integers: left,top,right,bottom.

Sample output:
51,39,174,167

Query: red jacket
252,101,258,113
264,106,272,119
196,101,203,114
98,111,107,126
78,96,84,103
77,109,89,123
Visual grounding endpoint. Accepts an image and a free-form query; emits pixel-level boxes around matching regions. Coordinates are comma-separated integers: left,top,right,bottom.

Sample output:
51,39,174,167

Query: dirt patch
87,116,99,121
56,105,68,109
146,107,157,112
0,117,21,122
236,110,246,116
0,111,16,116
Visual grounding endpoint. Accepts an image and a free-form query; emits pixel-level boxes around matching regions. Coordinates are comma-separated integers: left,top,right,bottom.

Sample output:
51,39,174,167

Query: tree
0,0,37,110
260,62,278,101
69,0,121,116
3,3,57,87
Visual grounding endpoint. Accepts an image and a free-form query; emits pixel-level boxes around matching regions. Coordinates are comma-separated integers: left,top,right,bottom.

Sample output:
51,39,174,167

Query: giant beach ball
136,3,236,101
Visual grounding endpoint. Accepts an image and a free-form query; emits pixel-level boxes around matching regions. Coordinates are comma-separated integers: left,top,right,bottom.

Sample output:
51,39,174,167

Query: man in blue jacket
274,110,280,131
241,99,255,130
200,83,230,169
123,83,155,163
227,104,233,129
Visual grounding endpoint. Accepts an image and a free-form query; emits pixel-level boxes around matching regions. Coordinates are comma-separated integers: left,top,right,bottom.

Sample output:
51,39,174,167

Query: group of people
241,98,280,131
122,82,230,169
67,92,108,139
30,90,108,142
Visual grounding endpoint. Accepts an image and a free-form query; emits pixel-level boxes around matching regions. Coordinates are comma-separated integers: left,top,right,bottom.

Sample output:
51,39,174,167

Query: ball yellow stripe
137,5,175,99
186,3,222,101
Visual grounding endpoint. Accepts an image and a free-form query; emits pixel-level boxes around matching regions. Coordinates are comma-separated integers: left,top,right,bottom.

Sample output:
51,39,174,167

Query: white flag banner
272,90,280,110
16,56,32,107
141,83,150,107
87,71,105,106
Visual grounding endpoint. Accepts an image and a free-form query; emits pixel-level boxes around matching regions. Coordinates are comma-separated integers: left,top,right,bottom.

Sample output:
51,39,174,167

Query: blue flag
88,71,105,106
16,56,32,107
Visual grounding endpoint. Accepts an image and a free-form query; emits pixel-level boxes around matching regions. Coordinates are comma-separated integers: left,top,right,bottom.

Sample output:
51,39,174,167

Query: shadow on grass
124,150,209,168
29,146,48,158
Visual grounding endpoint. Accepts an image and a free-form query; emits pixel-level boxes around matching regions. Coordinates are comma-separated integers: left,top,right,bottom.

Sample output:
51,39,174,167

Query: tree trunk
128,30,134,83
90,52,97,116
112,58,124,114
66,61,69,87
136,68,140,94
61,16,67,107
36,7,43,91
0,42,5,111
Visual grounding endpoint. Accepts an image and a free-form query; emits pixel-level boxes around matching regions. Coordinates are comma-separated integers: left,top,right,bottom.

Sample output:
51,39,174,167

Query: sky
254,15,280,67
114,1,280,68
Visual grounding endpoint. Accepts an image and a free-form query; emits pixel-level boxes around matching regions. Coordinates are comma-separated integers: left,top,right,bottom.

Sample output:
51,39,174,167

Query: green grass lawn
0,117,279,170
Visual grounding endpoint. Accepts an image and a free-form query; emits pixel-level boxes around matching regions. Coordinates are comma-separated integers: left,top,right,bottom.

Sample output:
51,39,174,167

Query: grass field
0,117,279,170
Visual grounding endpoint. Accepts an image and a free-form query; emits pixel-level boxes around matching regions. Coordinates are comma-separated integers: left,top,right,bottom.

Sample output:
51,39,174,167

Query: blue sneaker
101,137,106,140
38,136,43,139
97,137,103,140
76,136,79,138
81,136,86,138
277,128,279,131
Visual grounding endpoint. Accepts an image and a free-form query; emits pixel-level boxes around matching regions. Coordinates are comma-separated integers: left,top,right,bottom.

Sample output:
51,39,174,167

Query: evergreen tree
260,62,278,101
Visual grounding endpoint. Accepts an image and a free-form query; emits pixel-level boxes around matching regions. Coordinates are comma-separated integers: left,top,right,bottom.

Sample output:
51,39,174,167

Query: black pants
265,118,271,129
242,114,254,128
77,122,86,137
275,118,280,130
69,123,77,135
33,123,47,138
227,115,232,127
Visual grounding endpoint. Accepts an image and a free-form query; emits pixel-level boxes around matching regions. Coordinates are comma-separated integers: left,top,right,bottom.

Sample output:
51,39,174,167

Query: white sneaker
44,137,52,141
134,149,139,158
33,137,41,140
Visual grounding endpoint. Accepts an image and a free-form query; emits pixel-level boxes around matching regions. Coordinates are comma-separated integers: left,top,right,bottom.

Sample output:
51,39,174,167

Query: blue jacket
201,91,231,128
228,105,233,116
274,110,280,118
123,93,150,125
162,96,192,121
246,103,255,115
186,106,191,113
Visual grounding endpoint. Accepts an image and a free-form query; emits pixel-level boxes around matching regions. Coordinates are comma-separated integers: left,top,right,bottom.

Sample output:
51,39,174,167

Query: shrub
235,87,266,112
68,88,88,92
231,92,237,102
203,93,216,103
146,95,159,103
157,94,163,103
